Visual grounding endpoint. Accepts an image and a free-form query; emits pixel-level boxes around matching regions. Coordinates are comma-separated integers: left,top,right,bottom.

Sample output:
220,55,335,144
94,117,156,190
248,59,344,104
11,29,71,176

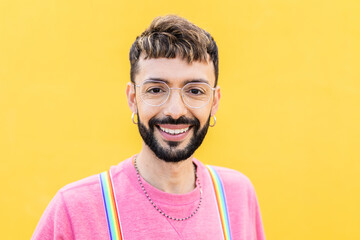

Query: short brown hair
129,15,219,86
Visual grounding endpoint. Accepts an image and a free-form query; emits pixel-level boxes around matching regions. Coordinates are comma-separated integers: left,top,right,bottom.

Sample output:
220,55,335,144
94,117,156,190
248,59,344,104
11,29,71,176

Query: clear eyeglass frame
135,80,216,109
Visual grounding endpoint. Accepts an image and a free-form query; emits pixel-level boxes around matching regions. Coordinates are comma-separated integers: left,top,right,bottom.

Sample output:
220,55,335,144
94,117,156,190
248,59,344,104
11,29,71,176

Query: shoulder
58,157,132,202
31,176,102,240
58,174,101,202
209,165,253,185
33,158,133,239
208,165,257,197
205,165,266,238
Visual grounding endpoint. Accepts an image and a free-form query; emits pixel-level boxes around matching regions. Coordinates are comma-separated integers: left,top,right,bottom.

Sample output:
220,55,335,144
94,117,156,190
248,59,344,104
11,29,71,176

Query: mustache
148,116,200,129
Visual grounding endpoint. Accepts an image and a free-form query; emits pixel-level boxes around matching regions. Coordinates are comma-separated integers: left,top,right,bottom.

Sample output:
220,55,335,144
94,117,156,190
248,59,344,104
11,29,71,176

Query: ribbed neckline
120,155,205,206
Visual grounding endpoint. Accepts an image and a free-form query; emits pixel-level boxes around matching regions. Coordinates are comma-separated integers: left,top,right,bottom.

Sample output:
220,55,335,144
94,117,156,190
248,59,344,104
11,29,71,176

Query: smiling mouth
158,126,190,135
155,123,193,136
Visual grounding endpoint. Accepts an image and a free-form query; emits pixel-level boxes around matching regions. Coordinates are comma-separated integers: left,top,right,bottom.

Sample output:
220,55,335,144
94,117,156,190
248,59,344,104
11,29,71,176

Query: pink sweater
32,157,265,239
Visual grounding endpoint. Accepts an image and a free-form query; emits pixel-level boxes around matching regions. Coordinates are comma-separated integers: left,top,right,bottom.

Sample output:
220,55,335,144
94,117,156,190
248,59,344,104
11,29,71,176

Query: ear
126,82,137,113
211,86,221,116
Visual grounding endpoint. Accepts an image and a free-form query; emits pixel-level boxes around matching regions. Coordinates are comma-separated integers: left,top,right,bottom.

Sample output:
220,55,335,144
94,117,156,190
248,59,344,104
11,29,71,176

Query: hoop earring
209,115,216,127
132,112,138,124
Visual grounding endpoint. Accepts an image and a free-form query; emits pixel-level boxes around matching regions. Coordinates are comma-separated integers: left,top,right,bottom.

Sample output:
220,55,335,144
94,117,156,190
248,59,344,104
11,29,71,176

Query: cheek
137,105,160,127
192,108,211,123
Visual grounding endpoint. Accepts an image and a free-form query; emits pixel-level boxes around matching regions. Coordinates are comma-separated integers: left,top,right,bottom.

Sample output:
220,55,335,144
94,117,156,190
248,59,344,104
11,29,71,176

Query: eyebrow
145,78,210,85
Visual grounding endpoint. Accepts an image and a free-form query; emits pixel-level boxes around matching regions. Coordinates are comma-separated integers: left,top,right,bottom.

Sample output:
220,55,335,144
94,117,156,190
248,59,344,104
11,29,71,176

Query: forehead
135,56,215,86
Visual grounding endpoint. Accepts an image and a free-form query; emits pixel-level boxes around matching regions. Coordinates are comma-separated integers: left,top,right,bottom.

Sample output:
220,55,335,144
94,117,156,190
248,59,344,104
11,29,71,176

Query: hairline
132,55,217,87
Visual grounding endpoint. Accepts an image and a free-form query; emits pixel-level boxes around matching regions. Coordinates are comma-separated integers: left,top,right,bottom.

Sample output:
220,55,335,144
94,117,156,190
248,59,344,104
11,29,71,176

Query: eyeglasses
135,80,215,109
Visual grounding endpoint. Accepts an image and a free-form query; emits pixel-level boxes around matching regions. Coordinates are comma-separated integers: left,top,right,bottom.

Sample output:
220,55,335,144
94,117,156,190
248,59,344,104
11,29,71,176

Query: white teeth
159,127,189,135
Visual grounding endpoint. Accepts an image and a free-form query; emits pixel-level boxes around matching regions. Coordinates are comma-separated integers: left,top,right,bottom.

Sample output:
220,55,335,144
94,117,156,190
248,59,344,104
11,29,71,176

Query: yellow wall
1,0,359,239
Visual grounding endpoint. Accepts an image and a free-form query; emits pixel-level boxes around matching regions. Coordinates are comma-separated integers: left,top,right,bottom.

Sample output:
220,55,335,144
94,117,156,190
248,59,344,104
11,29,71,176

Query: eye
148,87,162,93
188,88,205,95
146,86,167,94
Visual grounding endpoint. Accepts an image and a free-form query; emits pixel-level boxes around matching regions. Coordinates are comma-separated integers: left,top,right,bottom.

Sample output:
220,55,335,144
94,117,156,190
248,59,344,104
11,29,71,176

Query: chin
137,115,211,163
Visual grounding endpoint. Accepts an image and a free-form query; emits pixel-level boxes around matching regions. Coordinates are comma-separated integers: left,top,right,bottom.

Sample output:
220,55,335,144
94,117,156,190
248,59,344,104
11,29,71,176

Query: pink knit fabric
32,157,265,239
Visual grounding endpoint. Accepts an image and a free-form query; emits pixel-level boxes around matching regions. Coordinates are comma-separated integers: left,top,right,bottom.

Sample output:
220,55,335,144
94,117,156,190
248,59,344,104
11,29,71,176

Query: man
33,15,265,240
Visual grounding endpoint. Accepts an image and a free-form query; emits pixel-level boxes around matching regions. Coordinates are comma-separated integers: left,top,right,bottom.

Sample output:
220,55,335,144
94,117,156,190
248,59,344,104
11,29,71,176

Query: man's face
126,56,220,162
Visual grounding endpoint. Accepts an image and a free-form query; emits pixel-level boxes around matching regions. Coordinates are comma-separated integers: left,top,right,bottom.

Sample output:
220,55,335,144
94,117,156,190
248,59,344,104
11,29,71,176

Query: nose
163,88,188,119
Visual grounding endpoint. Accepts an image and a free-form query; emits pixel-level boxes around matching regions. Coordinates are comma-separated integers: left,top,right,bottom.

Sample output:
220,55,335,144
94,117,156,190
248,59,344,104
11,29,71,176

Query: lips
156,124,192,141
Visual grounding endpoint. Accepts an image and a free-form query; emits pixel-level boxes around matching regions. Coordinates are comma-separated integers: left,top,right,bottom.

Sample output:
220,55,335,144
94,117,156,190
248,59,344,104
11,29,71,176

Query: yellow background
1,0,359,239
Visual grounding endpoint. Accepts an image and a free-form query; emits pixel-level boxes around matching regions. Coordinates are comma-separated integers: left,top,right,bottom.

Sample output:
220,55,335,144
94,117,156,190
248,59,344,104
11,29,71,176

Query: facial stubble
137,114,211,163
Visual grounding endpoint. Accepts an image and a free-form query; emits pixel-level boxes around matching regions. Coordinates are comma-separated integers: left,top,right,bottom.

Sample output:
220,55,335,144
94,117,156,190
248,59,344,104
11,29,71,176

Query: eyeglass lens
139,81,212,108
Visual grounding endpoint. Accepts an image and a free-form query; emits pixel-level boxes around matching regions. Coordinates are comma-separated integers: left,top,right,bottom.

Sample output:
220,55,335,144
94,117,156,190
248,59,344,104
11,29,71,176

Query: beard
137,114,210,163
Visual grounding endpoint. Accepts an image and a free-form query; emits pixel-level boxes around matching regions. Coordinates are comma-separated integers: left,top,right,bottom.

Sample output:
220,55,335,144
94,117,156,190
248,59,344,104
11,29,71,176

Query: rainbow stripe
100,166,230,240
207,165,232,240
100,171,123,240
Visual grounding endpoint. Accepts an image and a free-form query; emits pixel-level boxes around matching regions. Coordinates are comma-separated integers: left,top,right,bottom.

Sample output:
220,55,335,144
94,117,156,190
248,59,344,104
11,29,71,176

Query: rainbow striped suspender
99,166,231,240
207,165,232,240
99,171,123,240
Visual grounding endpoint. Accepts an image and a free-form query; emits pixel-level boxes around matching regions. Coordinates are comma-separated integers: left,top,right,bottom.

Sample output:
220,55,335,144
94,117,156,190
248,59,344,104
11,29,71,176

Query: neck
135,143,196,194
